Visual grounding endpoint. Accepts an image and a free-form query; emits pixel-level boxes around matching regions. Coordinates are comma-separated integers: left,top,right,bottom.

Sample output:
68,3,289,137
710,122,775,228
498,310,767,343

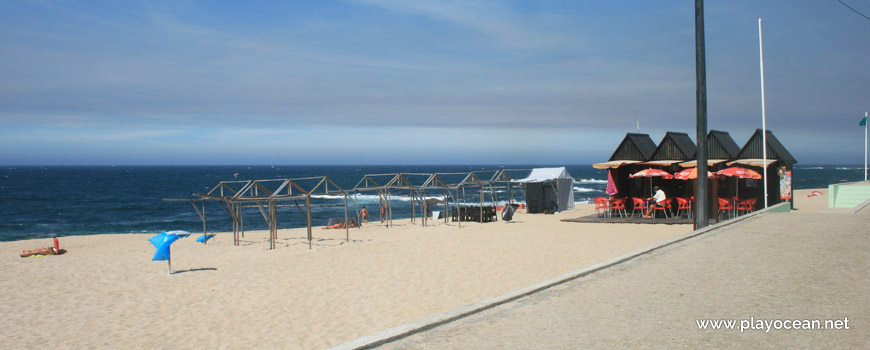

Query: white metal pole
758,18,768,208
865,112,868,181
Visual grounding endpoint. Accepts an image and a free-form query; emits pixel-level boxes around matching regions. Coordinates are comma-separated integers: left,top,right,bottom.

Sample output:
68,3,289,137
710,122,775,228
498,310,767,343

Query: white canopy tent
512,167,575,213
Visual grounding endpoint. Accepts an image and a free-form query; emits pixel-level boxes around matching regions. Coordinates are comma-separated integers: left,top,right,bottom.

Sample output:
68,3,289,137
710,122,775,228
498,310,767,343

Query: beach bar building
593,133,657,203
639,132,697,200
731,128,798,207
679,130,741,170
675,130,742,218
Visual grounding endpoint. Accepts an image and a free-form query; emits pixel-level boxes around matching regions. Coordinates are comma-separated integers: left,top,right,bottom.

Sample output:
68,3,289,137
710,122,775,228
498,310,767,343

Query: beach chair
609,198,627,218
631,197,646,217
718,198,734,219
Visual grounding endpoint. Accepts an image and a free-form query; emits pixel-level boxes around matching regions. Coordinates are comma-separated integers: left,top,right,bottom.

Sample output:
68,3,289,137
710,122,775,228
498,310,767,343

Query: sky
1,0,868,165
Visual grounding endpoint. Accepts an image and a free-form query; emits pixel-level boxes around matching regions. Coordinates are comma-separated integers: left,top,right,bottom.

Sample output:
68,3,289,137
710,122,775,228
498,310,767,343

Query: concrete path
382,207,869,349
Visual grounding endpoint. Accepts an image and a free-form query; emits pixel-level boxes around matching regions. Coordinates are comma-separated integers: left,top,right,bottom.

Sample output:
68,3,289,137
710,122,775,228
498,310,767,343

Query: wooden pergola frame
166,176,357,250
165,169,536,250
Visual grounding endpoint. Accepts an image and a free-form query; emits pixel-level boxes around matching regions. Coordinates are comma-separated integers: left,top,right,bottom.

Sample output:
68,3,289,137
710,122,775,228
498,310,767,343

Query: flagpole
865,111,868,181
758,18,768,208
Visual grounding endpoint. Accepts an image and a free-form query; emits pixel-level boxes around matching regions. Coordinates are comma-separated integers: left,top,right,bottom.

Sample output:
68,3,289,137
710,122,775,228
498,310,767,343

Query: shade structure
592,160,641,169
629,168,673,196
715,166,762,199
629,168,674,179
149,230,190,261
674,167,716,180
149,230,191,274
715,167,761,179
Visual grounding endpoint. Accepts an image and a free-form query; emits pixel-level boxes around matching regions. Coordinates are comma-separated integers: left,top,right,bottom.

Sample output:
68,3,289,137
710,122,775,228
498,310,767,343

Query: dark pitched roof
608,133,657,161
736,129,798,165
707,130,741,159
650,132,696,161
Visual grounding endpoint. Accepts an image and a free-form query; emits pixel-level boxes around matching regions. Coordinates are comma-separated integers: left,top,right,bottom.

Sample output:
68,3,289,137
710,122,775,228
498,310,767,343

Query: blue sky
1,0,867,165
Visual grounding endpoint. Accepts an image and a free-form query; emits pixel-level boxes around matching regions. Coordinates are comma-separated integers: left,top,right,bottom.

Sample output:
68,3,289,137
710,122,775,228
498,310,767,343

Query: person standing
360,206,369,224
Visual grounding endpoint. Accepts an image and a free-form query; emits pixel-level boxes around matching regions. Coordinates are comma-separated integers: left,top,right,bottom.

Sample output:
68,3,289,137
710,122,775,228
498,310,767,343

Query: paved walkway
382,207,869,349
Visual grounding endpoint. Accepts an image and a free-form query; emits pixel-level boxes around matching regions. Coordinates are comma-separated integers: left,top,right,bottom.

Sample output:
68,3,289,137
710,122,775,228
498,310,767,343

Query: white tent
512,167,575,213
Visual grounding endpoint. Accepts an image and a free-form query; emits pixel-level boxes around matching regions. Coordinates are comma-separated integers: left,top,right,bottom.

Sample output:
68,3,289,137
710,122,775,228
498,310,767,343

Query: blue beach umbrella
149,230,190,274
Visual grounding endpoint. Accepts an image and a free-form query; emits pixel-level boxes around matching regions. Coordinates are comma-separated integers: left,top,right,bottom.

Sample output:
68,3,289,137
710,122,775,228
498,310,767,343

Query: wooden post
239,204,245,238
458,188,462,228
344,195,349,242
306,195,312,249
410,190,416,224
233,202,240,246
270,200,277,250
479,188,484,223
387,189,393,228
202,199,208,244
443,191,448,223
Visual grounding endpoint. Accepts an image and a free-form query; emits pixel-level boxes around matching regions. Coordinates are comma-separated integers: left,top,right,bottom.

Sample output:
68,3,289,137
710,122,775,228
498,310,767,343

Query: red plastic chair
718,198,734,219
651,199,670,219
736,198,757,215
675,197,692,218
631,197,647,217
593,197,609,218
610,198,627,218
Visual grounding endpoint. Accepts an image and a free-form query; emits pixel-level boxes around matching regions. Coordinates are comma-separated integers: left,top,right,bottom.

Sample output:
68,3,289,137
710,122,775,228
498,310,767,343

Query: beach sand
1,202,693,349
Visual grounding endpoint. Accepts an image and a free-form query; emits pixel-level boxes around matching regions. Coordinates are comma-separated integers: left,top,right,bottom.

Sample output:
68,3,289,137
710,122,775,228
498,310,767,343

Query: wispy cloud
346,0,568,49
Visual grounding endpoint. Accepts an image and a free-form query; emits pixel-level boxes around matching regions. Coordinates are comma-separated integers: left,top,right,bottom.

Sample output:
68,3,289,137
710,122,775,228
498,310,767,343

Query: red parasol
674,167,716,180
629,168,673,196
715,166,762,179
629,168,674,179
715,166,762,199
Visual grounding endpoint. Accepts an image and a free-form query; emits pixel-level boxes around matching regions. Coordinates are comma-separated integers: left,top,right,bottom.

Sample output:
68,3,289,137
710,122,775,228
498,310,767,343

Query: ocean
0,164,864,242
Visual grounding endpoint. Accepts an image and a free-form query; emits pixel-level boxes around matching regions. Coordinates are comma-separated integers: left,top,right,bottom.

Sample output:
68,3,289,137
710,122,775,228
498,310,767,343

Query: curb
329,202,791,350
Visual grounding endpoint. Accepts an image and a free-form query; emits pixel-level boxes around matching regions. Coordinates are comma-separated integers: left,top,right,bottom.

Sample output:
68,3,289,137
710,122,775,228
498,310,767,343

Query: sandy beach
4,186,862,349
2,200,694,349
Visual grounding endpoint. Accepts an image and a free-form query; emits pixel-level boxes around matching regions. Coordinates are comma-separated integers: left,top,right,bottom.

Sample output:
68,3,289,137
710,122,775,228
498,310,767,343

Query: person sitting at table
643,186,667,219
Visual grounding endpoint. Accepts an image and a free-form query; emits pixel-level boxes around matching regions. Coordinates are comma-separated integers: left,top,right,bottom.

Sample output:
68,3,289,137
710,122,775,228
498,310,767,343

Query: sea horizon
1,164,866,242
